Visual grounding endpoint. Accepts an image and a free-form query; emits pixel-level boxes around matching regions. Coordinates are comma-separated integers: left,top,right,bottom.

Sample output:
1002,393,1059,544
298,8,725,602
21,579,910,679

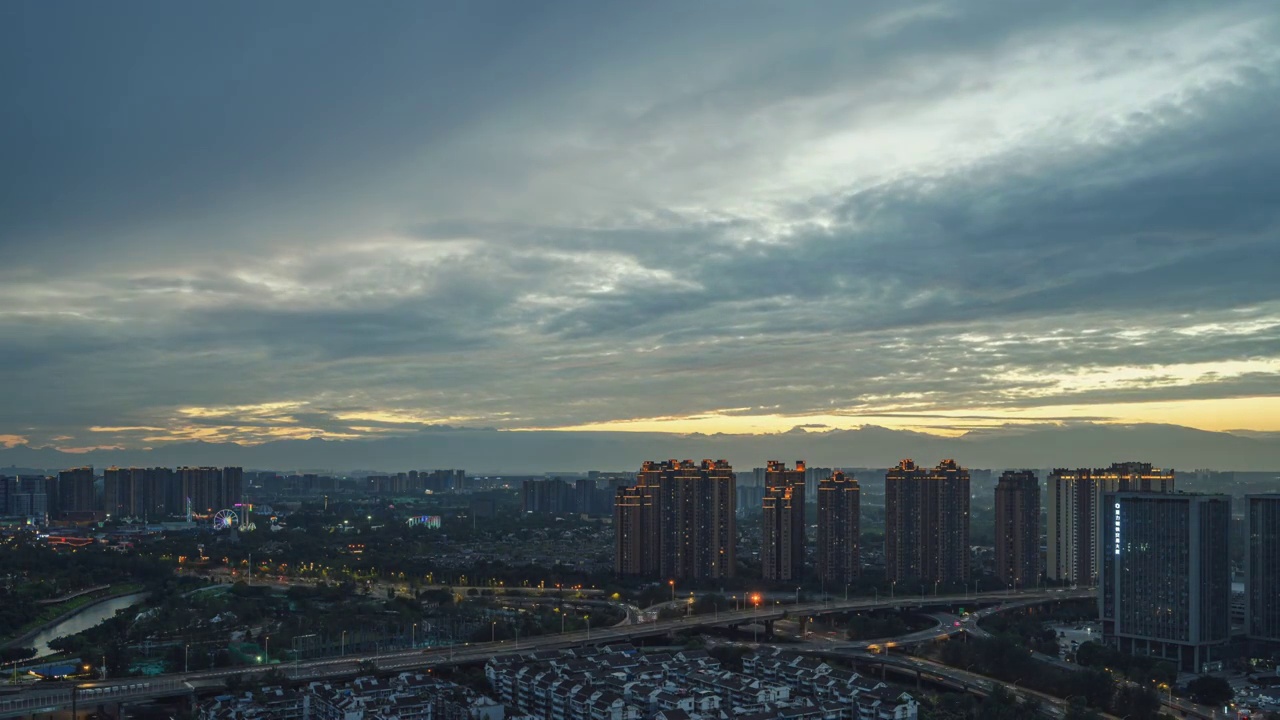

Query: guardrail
0,679,190,718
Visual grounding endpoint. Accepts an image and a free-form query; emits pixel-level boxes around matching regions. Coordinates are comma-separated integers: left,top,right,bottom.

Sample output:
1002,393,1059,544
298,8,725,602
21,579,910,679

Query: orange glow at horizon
526,395,1280,436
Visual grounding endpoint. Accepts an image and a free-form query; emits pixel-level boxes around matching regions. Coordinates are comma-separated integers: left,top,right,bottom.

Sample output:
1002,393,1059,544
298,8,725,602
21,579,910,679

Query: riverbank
34,584,111,606
4,585,146,652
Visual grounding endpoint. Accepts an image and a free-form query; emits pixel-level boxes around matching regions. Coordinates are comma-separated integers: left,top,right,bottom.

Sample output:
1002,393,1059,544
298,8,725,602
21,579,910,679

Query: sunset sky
2,1,1278,451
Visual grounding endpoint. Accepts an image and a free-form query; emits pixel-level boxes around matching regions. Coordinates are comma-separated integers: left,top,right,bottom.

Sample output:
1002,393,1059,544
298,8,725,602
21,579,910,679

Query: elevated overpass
790,647,1121,720
0,587,1092,718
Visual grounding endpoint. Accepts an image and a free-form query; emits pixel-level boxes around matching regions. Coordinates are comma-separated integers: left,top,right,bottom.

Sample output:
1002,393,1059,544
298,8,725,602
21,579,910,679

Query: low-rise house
198,673,501,720
485,647,915,720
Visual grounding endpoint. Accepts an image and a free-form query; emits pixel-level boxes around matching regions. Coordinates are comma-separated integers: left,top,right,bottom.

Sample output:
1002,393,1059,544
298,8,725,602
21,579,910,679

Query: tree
1064,697,1103,720
0,648,35,664
1074,641,1111,669
690,593,726,616
420,588,453,607
1063,669,1114,711
104,638,133,678
1151,661,1177,687
922,694,977,720
683,636,706,650
1186,675,1233,706
1112,685,1161,720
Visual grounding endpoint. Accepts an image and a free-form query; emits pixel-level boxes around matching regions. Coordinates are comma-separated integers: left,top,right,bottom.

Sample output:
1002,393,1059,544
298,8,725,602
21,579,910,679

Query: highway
809,648,1122,720
778,598,1229,720
959,604,1227,719
0,587,1091,718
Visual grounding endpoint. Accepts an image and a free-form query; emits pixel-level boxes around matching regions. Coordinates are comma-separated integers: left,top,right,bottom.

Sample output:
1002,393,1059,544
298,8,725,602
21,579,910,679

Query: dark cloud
0,1,1278,449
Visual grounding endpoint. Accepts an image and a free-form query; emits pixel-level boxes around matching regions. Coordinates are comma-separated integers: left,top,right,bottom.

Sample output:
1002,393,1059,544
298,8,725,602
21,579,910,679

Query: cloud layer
2,0,1279,449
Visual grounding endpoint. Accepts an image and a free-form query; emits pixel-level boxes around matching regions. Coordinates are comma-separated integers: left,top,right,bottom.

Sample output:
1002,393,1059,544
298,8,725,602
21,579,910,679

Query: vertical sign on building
1114,502,1121,555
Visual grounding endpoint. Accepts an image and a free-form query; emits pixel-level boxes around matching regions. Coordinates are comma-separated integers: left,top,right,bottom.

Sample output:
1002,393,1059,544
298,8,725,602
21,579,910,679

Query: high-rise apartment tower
884,459,970,585
762,460,806,581
57,466,96,516
817,471,860,586
1047,462,1174,585
614,459,736,581
994,470,1041,589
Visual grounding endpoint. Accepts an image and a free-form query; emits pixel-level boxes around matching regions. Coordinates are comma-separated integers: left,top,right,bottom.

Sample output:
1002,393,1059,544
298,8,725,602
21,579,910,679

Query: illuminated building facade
614,459,736,580
817,471,860,586
761,460,806,581
179,466,244,514
1101,493,1230,673
1047,462,1175,585
994,470,1040,588
614,482,659,576
884,459,970,585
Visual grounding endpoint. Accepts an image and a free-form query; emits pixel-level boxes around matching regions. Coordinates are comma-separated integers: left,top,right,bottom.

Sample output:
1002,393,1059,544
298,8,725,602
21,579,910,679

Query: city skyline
2,2,1280,453
6,3,1280,715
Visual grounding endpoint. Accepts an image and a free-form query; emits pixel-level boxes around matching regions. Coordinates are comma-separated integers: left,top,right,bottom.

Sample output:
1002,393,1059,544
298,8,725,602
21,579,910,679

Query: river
24,592,148,658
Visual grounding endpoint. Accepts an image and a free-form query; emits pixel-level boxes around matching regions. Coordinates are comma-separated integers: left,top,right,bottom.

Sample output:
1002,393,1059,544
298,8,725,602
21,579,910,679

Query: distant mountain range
2,423,1279,474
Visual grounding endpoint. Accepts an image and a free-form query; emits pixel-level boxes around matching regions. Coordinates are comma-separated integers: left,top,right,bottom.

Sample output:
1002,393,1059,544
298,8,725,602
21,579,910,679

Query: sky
2,0,1279,452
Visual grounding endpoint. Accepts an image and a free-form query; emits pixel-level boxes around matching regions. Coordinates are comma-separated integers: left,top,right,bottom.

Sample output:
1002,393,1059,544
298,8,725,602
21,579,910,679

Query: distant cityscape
3,457,1279,719
4,459,1280,670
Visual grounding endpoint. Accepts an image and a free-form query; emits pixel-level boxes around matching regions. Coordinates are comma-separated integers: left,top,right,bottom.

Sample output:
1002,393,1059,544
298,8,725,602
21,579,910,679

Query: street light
669,579,675,603
292,635,315,679
752,593,762,643
795,586,801,606
184,644,190,673
586,614,591,640
341,631,347,657
412,623,417,649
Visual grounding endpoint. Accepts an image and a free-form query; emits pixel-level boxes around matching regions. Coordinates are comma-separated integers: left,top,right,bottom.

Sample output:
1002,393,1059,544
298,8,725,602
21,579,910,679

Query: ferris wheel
213,509,240,530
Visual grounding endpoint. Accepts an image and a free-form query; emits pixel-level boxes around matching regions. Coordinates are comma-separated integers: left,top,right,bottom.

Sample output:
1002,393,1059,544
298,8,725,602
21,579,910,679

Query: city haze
2,422,1280,474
